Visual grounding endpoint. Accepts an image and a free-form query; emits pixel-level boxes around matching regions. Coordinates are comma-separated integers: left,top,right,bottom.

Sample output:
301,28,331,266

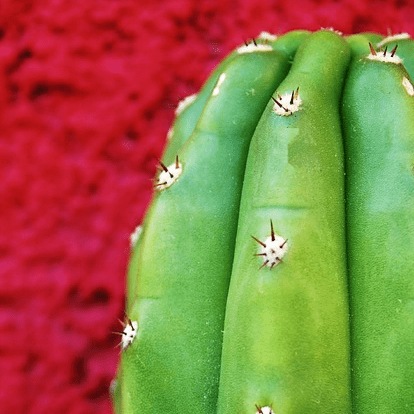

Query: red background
0,1,412,413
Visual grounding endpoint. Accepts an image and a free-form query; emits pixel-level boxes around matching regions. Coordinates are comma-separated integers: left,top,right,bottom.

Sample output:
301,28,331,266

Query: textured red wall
0,1,413,413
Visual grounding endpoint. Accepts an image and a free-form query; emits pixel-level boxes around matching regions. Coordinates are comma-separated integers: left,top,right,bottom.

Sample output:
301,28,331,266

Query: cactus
112,29,414,414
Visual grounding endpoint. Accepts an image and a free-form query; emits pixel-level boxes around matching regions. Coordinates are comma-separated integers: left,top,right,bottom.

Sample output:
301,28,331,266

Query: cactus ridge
113,29,414,414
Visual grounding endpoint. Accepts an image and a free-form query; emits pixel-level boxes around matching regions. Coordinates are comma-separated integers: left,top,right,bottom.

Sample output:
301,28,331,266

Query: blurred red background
0,1,412,413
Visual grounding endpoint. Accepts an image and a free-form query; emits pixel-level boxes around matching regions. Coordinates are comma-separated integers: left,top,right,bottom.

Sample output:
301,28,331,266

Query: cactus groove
112,29,414,414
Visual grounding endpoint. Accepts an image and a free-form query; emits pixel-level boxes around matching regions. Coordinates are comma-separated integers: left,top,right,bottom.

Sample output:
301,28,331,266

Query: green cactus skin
120,48,291,414
346,33,384,57
117,33,309,413
113,30,414,414
125,30,311,310
342,45,414,413
162,30,310,165
217,30,351,414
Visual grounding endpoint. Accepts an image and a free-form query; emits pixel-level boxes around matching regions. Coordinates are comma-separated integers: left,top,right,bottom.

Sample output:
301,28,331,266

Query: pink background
1,1,413,413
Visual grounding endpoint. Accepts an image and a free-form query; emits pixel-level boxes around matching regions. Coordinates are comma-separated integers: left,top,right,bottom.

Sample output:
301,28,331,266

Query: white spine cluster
121,320,138,351
272,89,302,116
156,158,183,191
259,235,288,268
367,46,402,64
320,27,343,36
258,31,278,42
237,43,273,54
253,221,288,269
256,406,274,414
175,93,197,115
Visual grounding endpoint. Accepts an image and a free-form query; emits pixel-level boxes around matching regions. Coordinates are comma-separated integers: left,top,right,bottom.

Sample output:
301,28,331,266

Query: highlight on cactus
111,29,414,413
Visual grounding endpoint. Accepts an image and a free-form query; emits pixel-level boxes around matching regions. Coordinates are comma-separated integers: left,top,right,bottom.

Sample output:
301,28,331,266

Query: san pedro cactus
112,29,414,414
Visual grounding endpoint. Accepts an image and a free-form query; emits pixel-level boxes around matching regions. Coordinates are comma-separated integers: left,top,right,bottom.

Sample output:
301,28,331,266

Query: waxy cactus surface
112,30,414,414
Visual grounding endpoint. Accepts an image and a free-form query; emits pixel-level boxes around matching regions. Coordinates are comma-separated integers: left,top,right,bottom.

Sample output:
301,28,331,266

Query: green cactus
112,29,414,414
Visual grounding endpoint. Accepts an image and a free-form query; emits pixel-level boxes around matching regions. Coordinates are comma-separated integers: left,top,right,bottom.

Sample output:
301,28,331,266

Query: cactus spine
113,29,414,414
